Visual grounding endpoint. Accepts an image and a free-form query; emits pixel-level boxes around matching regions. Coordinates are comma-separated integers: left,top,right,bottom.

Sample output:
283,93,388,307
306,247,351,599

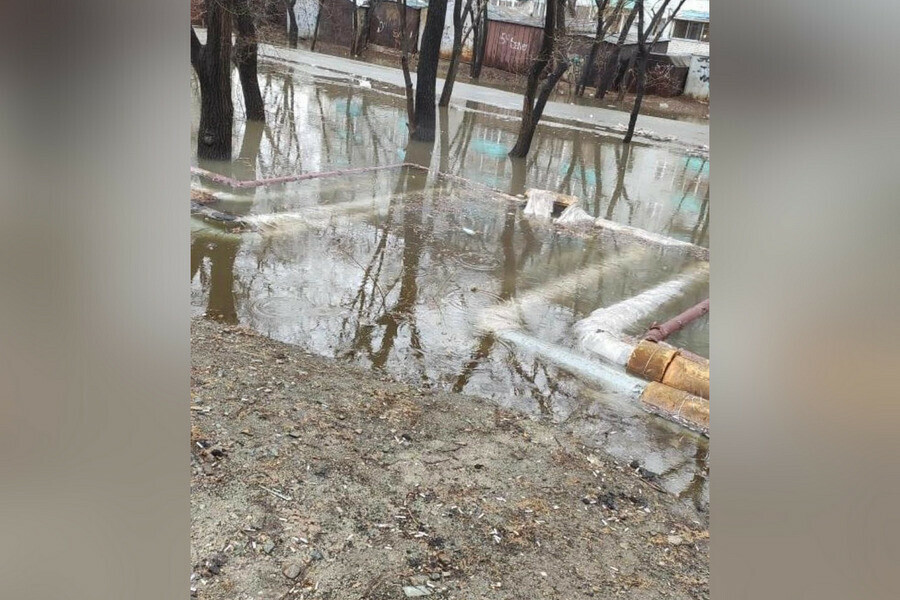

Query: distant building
487,0,709,57
662,0,708,57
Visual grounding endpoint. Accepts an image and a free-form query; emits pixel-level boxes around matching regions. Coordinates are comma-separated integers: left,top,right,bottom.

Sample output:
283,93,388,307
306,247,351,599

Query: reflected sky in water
190,66,709,509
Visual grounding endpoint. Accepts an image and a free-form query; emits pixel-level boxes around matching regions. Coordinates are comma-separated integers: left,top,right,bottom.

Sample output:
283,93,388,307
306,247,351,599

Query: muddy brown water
191,65,710,508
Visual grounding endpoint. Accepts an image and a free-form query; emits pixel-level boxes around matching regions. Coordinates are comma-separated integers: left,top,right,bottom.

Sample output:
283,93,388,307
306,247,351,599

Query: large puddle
191,63,710,509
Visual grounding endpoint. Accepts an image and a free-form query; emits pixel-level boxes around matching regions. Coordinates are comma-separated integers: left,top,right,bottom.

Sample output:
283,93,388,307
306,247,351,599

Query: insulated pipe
640,382,709,435
477,248,647,334
645,299,709,343
592,216,710,261
190,162,426,189
497,329,647,398
626,340,709,400
575,265,709,366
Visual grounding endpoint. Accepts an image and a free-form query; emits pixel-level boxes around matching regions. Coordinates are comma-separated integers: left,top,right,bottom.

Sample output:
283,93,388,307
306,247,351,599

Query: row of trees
191,0,266,159
390,0,687,155
191,0,684,162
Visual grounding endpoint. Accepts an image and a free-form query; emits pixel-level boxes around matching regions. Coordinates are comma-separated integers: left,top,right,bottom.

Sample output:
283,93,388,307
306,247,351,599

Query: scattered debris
282,563,303,580
403,585,432,597
555,203,595,225
191,189,218,205
524,188,577,219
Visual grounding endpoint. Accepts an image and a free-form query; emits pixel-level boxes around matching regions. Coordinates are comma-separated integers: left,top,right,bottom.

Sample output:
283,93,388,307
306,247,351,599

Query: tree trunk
311,0,324,51
576,0,611,96
509,60,569,157
622,0,670,143
595,6,636,99
470,2,487,78
195,2,234,160
411,0,450,142
399,0,416,134
623,2,646,144
577,0,626,96
618,0,671,101
439,0,469,107
235,0,265,122
616,52,637,101
509,0,567,158
359,0,381,56
285,0,299,47
622,52,646,143
351,5,369,56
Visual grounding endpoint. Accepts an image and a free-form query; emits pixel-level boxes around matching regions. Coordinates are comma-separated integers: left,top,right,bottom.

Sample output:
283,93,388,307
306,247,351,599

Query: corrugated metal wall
191,0,205,26
483,20,543,74
316,0,357,47
368,2,421,52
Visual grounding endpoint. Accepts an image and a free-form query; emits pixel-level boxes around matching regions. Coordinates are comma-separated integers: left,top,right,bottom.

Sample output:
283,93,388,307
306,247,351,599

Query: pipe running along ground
645,298,709,343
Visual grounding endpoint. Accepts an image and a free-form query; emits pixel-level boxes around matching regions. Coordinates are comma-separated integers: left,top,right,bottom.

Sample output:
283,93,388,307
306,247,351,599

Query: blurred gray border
0,2,189,598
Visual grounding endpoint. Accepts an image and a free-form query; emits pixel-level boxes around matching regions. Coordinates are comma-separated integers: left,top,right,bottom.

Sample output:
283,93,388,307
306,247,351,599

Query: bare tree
623,0,673,143
508,0,570,158
439,0,475,107
594,2,636,99
575,0,626,97
285,0,299,47
399,0,450,141
310,0,324,51
616,0,682,101
234,0,266,122
399,0,417,134
469,0,488,78
350,0,368,56
191,1,234,159
410,0,450,141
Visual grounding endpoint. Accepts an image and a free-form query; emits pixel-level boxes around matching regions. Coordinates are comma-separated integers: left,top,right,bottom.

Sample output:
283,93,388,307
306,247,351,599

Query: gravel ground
191,318,709,600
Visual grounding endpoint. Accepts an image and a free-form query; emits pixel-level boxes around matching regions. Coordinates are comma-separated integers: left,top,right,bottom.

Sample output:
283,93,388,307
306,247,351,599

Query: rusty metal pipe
640,382,709,435
626,339,709,399
645,299,709,343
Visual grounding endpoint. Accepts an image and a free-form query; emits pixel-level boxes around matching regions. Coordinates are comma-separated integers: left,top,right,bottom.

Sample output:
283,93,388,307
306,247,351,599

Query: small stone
629,460,640,469
410,575,429,585
310,549,324,561
288,431,301,438
262,540,275,554
403,586,432,597
282,563,303,580
429,572,442,581
667,535,683,546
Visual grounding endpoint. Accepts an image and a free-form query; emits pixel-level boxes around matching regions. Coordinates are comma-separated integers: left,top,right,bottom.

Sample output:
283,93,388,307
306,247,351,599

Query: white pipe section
497,329,647,397
575,264,709,365
593,217,709,260
240,194,397,235
476,247,647,333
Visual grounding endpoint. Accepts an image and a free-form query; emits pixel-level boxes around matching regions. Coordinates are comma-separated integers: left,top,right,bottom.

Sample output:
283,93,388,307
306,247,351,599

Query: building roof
487,4,546,28
676,9,709,23
375,0,429,8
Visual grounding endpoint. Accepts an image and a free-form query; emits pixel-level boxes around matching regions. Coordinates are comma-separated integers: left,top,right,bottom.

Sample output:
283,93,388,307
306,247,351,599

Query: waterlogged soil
191,319,709,600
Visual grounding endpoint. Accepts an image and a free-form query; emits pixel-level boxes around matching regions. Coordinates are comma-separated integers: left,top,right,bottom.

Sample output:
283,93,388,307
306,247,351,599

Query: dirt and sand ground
191,318,709,599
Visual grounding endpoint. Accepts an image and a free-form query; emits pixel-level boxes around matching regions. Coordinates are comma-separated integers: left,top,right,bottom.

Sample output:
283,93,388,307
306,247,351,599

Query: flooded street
191,62,709,507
